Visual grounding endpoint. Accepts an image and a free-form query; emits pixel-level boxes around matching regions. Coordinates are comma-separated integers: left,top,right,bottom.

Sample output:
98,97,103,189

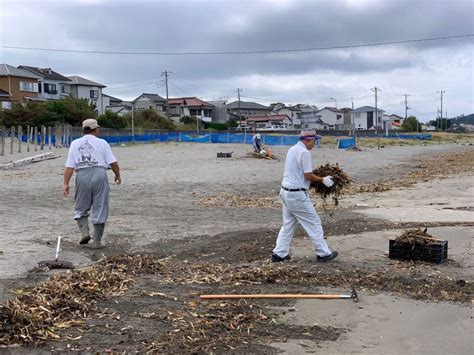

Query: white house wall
39,79,67,100
317,109,344,127
75,85,104,114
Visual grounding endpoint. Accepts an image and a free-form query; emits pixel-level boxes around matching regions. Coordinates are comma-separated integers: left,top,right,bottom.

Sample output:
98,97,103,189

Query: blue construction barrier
14,130,432,148
337,137,357,149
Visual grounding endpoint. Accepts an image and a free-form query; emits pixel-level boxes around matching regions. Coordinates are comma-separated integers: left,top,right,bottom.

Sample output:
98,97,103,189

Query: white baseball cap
82,118,100,130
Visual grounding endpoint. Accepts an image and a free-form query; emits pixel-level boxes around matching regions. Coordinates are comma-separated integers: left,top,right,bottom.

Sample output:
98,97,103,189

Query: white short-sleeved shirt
281,141,312,190
65,134,117,170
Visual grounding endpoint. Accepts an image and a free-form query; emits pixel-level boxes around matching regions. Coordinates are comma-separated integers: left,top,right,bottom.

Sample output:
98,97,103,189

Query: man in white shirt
272,130,338,262
63,119,121,249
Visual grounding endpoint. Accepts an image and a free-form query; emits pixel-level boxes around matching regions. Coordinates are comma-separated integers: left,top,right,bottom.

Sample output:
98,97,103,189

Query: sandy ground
0,140,473,353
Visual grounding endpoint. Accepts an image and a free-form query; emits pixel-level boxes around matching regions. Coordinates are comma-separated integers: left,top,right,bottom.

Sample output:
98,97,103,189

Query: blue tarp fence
12,131,432,147
337,137,357,149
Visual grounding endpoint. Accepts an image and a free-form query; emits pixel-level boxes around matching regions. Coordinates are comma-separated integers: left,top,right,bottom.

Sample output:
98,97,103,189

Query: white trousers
273,189,331,258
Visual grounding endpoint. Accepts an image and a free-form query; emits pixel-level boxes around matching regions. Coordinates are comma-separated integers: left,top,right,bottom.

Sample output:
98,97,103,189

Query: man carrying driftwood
63,119,121,249
272,130,338,262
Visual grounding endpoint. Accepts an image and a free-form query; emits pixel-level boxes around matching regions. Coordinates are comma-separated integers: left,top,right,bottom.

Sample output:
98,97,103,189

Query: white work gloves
322,176,334,187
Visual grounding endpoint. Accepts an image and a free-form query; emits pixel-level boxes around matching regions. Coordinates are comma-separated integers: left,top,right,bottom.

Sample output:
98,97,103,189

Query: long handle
200,294,352,300
55,235,61,261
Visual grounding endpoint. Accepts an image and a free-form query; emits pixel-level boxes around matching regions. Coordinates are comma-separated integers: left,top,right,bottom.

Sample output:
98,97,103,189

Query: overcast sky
1,0,473,122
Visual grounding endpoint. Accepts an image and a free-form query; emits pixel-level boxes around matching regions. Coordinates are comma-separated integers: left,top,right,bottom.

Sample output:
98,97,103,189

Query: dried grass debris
394,228,445,246
0,254,162,346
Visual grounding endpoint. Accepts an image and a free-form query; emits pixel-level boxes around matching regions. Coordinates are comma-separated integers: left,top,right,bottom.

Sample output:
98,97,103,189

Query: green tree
134,108,176,129
97,110,128,129
402,116,420,132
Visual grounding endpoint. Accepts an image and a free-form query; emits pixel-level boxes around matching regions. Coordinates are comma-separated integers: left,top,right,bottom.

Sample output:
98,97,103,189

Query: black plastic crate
389,239,448,264
217,152,233,158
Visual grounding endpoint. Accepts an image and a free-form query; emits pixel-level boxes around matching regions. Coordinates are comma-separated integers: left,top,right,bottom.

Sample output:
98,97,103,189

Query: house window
44,84,57,94
60,84,70,94
90,90,99,99
19,81,38,92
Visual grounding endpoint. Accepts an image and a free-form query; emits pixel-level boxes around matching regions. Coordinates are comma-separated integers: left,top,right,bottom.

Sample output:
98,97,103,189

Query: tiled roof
318,107,345,113
246,114,289,122
168,97,214,107
353,106,384,113
133,93,166,102
226,101,269,110
0,64,41,79
18,66,71,82
67,75,106,87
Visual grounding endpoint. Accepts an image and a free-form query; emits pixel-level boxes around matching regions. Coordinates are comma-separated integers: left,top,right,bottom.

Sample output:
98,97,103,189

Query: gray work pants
73,167,110,225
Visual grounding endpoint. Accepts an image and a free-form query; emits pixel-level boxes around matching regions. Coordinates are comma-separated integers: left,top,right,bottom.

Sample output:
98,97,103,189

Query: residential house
103,94,132,116
167,97,215,123
382,113,404,130
299,106,324,130
246,114,292,130
225,101,271,121
18,66,71,100
67,75,106,114
272,106,302,128
315,107,345,130
352,106,384,130
209,100,228,123
132,93,166,113
0,64,41,107
340,108,354,130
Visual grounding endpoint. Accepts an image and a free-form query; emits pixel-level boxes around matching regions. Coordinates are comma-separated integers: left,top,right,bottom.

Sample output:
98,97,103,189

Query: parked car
259,125,288,131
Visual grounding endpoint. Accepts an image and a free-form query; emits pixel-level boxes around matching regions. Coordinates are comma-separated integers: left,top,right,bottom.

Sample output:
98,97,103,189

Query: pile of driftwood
310,163,352,205
394,228,444,246
245,150,279,160
0,254,162,346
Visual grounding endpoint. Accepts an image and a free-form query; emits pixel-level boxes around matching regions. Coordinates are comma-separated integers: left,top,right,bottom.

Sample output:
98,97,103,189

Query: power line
2,34,472,56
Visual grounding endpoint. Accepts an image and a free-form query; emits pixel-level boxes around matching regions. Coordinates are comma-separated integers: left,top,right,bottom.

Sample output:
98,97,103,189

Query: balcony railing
45,90,58,94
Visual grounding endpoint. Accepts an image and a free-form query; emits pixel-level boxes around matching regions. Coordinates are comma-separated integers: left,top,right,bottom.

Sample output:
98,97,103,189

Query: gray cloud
0,0,473,120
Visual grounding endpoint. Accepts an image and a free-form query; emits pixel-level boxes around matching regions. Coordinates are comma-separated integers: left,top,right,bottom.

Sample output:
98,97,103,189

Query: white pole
131,104,135,141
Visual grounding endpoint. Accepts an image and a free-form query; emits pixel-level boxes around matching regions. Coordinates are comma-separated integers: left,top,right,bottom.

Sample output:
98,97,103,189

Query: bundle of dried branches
310,163,352,205
245,151,279,160
394,228,445,246
0,254,162,346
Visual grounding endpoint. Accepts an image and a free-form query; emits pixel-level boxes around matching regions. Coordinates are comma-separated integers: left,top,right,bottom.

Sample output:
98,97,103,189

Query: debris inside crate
389,228,448,264
394,228,445,246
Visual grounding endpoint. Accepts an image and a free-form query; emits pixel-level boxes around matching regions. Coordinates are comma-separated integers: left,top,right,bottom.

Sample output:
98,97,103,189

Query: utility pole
131,103,135,141
437,90,445,131
161,71,172,117
404,94,410,120
351,97,355,135
371,87,380,130
237,88,242,121
237,88,247,144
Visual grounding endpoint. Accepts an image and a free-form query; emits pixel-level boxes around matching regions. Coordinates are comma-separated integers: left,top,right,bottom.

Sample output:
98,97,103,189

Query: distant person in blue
252,133,262,152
